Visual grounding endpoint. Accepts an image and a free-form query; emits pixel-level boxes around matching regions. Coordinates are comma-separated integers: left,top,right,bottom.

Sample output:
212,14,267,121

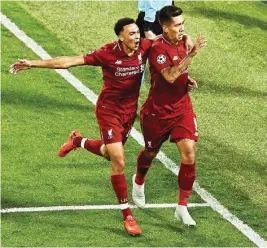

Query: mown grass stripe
1,12,266,248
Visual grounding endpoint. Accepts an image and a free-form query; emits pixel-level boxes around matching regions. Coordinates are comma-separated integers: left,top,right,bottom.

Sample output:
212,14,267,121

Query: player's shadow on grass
100,213,141,238
1,197,26,209
199,136,265,179
198,80,266,98
2,89,94,112
197,137,266,228
1,196,63,209
194,6,267,31
101,226,130,238
142,208,185,233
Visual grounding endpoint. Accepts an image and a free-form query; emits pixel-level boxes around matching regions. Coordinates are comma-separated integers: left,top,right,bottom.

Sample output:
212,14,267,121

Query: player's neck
163,33,178,44
121,43,136,57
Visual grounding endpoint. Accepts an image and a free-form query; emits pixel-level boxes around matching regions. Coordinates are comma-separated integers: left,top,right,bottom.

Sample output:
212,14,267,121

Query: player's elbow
57,60,71,69
59,56,84,69
53,57,73,69
55,63,69,69
166,78,175,84
61,63,71,69
50,62,69,69
161,68,179,84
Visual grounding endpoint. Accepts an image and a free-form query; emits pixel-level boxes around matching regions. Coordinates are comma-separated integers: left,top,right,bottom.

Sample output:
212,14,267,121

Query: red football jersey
84,38,151,114
142,35,193,119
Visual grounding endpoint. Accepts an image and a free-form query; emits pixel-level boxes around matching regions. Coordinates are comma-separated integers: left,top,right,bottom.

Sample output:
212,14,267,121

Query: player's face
119,23,140,53
164,15,185,42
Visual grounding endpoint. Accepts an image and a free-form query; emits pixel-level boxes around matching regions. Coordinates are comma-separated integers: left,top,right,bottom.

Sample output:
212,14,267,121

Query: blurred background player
10,18,152,236
132,6,206,226
136,0,174,39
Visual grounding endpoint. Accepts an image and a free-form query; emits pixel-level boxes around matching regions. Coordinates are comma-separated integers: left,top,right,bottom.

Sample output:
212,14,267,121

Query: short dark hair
114,18,136,36
158,6,183,25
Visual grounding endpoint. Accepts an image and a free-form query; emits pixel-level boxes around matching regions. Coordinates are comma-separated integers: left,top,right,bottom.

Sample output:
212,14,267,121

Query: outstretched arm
10,55,85,74
161,34,206,84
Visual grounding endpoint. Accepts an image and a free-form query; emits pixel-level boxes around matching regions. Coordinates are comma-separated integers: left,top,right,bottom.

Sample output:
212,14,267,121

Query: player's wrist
28,60,33,68
188,51,195,58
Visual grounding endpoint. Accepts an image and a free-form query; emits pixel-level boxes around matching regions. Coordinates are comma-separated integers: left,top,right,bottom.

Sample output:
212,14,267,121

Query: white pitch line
0,203,209,213
1,12,267,248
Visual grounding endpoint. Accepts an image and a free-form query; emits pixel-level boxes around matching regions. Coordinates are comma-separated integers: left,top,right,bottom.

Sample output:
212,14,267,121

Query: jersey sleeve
83,47,105,66
144,0,157,23
149,45,172,73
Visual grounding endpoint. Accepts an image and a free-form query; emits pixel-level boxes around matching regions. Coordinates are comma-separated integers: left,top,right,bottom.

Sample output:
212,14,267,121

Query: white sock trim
120,203,129,210
81,138,87,148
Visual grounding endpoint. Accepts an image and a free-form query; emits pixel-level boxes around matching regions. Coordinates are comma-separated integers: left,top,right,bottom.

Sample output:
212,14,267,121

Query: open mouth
178,33,184,40
134,41,140,47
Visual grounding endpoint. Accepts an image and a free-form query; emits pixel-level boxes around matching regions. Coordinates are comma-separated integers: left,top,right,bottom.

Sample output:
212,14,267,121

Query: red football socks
179,189,192,206
73,137,102,156
111,174,132,220
178,163,196,206
135,150,153,185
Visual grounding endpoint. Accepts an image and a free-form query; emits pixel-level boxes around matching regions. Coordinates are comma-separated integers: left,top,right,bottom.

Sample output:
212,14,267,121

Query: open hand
189,34,206,57
10,59,31,74
187,76,198,91
183,34,194,52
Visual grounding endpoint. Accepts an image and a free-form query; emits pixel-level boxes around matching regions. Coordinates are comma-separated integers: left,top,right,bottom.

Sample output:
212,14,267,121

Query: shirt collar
116,41,129,57
114,40,141,58
161,34,180,47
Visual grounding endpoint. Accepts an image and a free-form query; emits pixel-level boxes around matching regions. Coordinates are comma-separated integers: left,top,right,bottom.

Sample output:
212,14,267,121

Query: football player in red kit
10,18,152,236
132,6,206,226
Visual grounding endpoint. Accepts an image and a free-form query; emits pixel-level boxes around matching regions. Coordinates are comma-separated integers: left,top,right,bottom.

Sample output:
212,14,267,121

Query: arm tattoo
162,55,193,83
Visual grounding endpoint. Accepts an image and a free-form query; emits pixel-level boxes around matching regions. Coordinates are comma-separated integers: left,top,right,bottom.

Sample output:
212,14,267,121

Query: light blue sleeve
144,0,158,23
144,0,173,23
138,0,145,11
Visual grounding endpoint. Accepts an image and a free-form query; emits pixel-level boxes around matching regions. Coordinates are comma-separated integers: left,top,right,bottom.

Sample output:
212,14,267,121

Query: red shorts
96,106,136,145
140,111,198,152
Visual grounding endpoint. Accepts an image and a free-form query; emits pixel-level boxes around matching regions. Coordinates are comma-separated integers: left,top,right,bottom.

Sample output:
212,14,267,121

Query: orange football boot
58,130,82,157
124,215,142,236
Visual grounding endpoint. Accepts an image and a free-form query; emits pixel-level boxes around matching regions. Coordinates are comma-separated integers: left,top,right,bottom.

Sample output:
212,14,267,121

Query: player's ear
162,24,168,34
119,34,124,42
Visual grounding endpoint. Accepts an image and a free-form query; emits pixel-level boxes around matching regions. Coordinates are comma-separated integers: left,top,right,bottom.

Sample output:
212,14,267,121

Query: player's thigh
106,142,125,174
170,112,198,143
121,112,136,145
106,142,125,161
96,109,124,145
141,112,168,152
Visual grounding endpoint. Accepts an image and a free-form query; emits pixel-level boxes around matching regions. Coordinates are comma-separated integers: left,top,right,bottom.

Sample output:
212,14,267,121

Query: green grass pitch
1,1,267,246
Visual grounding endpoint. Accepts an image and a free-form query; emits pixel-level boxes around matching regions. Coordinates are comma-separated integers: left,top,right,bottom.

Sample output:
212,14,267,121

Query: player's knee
181,150,195,164
144,148,158,160
110,152,125,173
101,145,110,160
111,153,125,164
